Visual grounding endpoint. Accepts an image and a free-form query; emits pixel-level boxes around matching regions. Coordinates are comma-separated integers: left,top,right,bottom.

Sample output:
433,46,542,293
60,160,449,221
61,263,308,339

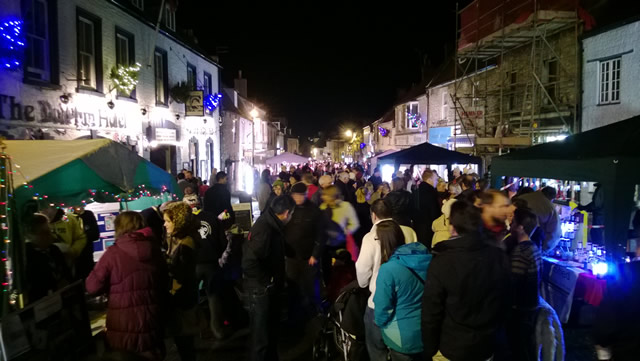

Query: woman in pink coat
86,212,167,360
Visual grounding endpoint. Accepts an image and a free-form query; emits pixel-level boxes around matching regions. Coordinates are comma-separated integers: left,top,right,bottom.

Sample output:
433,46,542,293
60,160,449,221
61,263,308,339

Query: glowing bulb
593,262,608,276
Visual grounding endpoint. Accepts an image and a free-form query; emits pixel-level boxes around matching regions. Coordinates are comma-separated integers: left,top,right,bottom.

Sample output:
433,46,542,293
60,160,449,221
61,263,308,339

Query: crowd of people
20,163,640,361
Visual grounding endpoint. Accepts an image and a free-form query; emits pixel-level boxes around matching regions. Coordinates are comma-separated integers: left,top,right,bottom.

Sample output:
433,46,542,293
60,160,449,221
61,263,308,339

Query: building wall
582,20,640,131
0,0,221,180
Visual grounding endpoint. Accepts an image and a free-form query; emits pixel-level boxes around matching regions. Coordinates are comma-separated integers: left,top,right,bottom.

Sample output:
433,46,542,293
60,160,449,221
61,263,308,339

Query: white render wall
582,20,640,131
0,0,221,178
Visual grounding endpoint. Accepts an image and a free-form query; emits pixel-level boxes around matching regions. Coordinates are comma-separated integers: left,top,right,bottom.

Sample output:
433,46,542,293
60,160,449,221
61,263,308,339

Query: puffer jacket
374,242,432,354
431,198,457,248
86,228,167,359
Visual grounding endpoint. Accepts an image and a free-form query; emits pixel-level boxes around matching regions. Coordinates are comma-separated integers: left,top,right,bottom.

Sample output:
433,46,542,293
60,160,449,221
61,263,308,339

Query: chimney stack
234,70,247,98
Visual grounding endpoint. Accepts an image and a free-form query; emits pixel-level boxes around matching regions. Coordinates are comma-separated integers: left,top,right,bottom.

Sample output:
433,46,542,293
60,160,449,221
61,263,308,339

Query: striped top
510,240,542,310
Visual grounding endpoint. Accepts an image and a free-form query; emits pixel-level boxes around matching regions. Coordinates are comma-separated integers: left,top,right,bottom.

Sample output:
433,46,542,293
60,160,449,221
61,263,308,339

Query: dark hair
391,177,405,192
477,178,490,191
449,200,483,235
271,195,295,215
376,220,405,263
114,211,145,238
460,176,474,190
177,173,185,180
290,173,301,182
515,186,534,197
370,199,392,219
261,169,271,183
216,171,227,182
513,207,538,236
540,186,557,201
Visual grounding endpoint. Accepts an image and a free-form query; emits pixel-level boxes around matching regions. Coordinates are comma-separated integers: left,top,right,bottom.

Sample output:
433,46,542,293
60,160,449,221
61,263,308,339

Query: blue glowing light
204,93,223,113
0,19,25,70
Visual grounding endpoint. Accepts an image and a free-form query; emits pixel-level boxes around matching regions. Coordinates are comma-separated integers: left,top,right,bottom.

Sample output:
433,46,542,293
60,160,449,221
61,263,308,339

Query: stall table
541,257,607,323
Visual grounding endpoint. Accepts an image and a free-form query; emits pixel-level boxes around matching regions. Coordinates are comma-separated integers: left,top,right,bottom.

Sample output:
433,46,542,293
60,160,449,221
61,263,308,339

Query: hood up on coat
114,227,157,263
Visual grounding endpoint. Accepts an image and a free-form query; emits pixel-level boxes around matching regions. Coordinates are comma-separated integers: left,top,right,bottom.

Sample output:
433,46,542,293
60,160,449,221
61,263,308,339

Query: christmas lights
0,19,25,70
379,126,389,137
408,112,424,128
204,93,222,113
109,63,141,96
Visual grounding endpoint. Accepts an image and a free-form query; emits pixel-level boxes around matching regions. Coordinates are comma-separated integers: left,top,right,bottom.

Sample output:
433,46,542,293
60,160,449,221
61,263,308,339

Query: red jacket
307,184,319,200
86,228,167,359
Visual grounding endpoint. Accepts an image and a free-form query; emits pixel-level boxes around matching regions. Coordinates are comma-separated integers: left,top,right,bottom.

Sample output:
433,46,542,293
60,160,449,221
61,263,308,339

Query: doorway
150,145,177,175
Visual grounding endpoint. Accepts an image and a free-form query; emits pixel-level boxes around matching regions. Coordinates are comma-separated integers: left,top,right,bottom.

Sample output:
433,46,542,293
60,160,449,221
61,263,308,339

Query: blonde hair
115,211,145,238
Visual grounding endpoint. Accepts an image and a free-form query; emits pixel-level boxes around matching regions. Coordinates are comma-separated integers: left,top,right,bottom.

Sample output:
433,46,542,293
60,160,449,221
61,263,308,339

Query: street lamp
250,109,259,118
345,129,353,138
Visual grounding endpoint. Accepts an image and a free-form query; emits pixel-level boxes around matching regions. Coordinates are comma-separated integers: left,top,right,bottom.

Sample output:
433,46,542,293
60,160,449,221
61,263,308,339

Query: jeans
245,282,281,361
364,307,388,361
390,349,424,361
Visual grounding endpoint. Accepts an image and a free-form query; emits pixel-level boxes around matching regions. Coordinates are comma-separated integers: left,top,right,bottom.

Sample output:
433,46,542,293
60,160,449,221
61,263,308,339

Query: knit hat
290,183,307,194
273,179,284,189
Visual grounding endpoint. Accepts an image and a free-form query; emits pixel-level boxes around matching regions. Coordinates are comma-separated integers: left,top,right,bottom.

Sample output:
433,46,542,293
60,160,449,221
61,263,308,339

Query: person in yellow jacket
431,198,457,248
41,205,87,273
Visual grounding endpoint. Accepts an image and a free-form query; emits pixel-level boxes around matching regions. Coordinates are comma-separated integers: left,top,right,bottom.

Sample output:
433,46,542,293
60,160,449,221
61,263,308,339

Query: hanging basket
170,82,191,104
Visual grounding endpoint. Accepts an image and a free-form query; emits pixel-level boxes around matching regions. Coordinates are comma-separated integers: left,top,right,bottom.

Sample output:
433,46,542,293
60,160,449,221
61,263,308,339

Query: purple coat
86,228,167,359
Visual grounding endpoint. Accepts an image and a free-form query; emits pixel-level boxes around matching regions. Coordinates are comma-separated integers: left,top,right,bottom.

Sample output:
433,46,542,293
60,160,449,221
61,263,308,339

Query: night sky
177,1,473,137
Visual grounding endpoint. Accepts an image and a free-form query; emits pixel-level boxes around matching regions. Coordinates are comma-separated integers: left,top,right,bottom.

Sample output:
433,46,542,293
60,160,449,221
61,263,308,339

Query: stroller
313,279,370,361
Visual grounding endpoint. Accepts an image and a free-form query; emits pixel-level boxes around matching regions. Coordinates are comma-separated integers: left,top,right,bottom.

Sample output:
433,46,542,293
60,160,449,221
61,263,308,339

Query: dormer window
131,0,143,10
164,5,175,31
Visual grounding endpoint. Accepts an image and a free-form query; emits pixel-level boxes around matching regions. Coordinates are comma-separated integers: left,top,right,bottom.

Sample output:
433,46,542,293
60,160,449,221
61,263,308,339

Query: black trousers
245,282,281,361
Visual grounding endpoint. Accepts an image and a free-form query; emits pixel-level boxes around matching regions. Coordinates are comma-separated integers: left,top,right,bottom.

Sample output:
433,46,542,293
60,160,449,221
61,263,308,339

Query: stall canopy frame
490,115,640,261
378,141,483,175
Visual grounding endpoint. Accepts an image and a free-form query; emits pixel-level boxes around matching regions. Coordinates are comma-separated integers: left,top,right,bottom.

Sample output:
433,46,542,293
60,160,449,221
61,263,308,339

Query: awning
5,139,180,210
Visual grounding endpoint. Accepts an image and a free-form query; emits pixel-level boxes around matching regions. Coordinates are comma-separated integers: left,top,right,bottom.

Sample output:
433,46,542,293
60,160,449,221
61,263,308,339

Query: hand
308,256,318,266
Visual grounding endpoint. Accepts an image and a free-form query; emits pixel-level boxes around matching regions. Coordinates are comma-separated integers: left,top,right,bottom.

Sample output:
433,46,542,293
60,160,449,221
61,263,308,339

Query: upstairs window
598,58,621,105
406,102,420,129
203,72,212,95
164,5,176,31
23,0,50,81
115,28,135,97
187,63,196,90
76,9,102,91
154,48,168,104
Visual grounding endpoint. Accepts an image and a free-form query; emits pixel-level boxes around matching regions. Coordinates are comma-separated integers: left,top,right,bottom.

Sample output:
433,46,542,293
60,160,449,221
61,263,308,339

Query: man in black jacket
204,172,235,229
193,206,228,340
416,169,442,247
242,195,295,361
422,201,510,361
284,183,325,323
384,177,414,227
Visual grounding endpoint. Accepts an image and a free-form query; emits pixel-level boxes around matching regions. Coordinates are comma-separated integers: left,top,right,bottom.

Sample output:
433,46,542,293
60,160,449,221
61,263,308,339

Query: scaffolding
452,0,583,155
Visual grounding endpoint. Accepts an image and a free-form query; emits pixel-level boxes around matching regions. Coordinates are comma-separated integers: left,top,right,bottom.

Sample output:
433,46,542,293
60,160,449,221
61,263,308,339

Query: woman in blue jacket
374,223,432,361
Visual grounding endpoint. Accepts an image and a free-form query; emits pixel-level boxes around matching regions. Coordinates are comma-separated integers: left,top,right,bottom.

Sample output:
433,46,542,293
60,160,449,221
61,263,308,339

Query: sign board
155,128,177,143
429,126,453,145
186,91,204,116
232,203,253,233
459,107,485,134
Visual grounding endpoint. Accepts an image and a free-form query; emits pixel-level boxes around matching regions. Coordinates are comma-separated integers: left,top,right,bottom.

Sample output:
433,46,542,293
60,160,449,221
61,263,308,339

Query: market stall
491,116,640,323
377,141,482,181
1,139,180,315
265,152,308,168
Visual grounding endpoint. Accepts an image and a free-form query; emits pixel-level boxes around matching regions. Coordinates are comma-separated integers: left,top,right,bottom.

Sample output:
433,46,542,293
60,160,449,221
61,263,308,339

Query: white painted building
0,0,222,180
582,18,640,131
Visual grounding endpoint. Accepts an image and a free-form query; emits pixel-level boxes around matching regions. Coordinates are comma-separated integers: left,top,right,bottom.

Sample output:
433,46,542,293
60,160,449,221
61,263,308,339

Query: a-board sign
232,203,253,233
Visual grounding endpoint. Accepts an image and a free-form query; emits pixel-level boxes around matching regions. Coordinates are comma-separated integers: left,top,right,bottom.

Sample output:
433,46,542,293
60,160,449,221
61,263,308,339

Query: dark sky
177,1,472,137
